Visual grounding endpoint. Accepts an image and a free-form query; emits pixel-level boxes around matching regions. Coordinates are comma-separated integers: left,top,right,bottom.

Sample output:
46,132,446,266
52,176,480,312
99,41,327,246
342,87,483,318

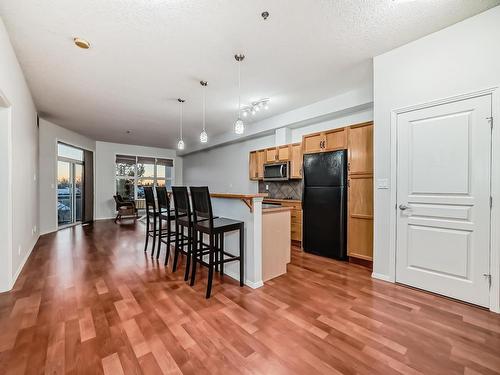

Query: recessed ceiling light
74,37,91,49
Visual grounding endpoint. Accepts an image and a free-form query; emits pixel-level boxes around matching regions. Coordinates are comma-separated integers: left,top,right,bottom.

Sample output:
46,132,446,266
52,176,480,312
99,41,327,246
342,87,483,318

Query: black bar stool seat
195,217,243,232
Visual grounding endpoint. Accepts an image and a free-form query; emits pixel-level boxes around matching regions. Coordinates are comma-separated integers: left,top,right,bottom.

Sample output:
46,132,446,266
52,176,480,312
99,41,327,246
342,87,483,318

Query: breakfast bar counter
209,192,291,288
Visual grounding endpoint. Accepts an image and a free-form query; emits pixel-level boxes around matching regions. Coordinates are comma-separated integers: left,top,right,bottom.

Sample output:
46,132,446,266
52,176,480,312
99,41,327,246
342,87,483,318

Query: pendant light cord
180,100,183,140
238,61,241,118
203,85,206,132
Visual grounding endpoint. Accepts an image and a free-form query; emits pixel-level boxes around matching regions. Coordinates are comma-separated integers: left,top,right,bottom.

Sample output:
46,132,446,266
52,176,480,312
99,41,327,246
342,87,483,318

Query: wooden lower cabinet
264,200,302,243
281,201,302,242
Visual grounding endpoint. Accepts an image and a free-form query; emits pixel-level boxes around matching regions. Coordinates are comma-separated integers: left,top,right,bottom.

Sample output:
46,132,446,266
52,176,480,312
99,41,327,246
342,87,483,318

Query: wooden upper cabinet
266,148,278,163
348,122,373,174
277,145,290,161
302,128,347,154
290,143,302,179
302,132,325,154
257,150,266,179
324,128,347,151
249,151,258,180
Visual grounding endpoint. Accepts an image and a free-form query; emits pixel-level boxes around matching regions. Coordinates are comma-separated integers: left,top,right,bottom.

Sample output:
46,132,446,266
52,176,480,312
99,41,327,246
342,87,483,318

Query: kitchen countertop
211,193,268,199
262,206,293,214
263,198,302,204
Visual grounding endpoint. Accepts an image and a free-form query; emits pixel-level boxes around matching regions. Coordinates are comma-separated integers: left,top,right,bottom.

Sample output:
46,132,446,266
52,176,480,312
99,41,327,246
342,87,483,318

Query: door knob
399,204,410,211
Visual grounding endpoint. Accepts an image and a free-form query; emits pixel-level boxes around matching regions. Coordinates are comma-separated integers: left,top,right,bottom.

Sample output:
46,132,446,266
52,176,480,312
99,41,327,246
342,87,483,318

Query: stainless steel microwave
264,162,289,181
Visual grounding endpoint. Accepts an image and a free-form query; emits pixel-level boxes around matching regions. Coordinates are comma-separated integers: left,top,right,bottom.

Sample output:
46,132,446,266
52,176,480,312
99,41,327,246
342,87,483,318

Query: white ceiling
1,0,498,150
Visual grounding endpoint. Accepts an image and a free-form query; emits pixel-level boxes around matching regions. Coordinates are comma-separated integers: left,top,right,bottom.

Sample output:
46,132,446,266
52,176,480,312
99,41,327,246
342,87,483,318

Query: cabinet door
266,147,278,162
324,128,347,151
348,175,373,260
302,133,325,154
257,150,266,179
277,145,290,161
348,122,373,174
290,143,303,179
249,151,258,180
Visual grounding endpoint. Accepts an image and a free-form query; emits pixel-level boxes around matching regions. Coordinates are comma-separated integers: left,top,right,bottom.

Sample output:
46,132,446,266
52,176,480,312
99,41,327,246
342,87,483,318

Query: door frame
387,86,500,312
55,141,88,229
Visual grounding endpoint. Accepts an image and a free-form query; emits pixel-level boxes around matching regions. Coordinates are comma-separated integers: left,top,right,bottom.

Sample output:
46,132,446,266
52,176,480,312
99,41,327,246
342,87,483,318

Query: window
115,155,136,200
58,143,83,162
115,155,173,200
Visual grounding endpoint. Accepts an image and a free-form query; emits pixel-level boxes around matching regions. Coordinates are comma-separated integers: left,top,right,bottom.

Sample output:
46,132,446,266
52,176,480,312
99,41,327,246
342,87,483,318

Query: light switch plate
377,178,389,189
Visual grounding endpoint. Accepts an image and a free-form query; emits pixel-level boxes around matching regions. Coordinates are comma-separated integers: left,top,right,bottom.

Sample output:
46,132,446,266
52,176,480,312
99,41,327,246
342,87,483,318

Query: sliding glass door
57,143,84,227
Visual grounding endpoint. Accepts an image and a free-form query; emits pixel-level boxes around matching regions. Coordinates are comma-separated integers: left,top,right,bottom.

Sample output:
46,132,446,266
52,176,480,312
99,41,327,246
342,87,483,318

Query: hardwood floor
1,220,500,374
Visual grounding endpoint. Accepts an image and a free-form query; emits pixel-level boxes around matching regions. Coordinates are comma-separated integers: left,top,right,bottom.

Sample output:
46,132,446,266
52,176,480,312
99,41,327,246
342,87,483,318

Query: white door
396,95,492,307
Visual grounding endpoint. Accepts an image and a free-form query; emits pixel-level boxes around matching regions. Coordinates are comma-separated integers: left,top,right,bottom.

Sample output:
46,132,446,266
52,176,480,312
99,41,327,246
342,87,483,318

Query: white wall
0,17,38,292
373,7,500,282
38,118,96,234
95,141,182,219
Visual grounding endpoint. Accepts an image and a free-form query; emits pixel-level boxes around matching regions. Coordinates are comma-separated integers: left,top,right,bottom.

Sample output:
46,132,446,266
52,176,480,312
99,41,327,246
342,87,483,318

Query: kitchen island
209,193,291,288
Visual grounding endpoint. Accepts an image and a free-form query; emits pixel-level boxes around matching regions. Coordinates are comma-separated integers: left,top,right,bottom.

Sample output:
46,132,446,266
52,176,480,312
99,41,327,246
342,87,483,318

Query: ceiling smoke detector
261,11,269,20
74,37,91,49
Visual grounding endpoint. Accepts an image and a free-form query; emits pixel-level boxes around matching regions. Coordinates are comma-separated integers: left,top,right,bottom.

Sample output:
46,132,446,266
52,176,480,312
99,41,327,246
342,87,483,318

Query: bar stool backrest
189,186,213,228
171,186,191,223
144,186,156,210
155,186,170,212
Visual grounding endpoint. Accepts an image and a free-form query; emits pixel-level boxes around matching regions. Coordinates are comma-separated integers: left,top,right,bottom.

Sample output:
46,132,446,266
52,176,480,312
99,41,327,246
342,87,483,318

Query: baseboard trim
224,270,263,289
371,272,394,283
94,216,116,221
349,256,373,269
8,235,39,290
245,279,264,289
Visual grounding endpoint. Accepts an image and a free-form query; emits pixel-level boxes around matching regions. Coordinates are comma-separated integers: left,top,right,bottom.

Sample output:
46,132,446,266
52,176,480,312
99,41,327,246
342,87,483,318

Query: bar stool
189,186,244,298
155,186,176,265
170,186,196,281
143,186,157,256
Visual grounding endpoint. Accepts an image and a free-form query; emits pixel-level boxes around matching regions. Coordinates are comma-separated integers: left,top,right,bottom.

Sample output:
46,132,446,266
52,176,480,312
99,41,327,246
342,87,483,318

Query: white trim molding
387,86,500,313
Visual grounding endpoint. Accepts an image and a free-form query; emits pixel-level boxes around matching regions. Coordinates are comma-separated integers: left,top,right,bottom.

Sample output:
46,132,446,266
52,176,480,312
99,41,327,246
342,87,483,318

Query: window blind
137,156,156,164
156,158,173,167
115,154,136,164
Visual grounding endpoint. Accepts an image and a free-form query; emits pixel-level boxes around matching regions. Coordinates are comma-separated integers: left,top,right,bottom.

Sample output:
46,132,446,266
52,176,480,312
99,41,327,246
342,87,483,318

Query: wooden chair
189,186,244,298
113,195,137,223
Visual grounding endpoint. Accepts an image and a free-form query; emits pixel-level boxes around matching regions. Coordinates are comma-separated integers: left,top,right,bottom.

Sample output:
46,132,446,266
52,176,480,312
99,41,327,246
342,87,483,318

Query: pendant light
200,81,208,143
234,54,245,135
177,98,185,150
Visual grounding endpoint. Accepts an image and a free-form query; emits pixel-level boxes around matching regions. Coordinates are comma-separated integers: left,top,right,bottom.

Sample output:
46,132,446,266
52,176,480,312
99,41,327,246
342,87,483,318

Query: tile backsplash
258,180,303,200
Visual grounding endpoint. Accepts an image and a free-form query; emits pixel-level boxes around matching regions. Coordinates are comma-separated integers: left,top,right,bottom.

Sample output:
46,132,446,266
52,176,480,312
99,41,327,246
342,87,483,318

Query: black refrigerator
302,150,348,260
